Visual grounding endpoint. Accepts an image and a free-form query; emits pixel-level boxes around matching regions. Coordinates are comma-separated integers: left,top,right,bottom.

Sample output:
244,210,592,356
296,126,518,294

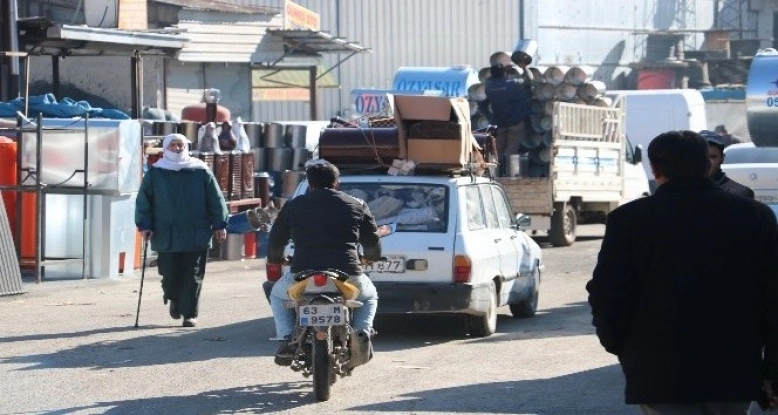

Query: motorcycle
268,223,394,402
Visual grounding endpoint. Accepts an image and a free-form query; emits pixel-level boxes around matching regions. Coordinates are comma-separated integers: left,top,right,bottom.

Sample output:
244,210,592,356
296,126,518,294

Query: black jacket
587,178,778,404
268,188,381,275
711,170,755,199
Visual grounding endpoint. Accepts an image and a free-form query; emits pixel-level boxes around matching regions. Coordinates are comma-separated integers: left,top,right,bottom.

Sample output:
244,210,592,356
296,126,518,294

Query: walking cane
134,236,149,328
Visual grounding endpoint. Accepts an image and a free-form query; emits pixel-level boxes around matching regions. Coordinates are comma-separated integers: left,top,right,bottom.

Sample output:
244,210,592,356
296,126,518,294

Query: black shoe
274,336,295,366
183,318,197,327
169,300,181,320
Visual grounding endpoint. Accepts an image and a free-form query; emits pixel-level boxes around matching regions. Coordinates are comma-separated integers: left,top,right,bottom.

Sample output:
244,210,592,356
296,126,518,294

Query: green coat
135,166,228,252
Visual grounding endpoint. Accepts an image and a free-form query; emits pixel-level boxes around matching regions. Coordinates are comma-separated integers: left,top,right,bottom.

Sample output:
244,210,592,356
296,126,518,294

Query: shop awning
266,28,371,56
252,65,339,89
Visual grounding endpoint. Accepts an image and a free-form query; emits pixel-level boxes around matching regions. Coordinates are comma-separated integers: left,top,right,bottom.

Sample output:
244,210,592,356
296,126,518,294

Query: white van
607,89,708,184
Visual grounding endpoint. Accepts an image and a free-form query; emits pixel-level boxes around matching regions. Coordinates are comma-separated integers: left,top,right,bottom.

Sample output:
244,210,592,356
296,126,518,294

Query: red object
312,273,328,287
637,69,677,89
266,263,283,281
0,142,17,236
181,103,231,123
243,232,257,258
453,255,472,283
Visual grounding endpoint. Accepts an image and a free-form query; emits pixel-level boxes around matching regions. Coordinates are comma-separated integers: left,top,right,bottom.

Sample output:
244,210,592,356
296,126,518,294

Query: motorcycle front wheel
312,336,332,401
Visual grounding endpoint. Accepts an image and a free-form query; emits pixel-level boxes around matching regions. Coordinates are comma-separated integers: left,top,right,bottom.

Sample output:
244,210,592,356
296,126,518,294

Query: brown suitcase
318,128,400,167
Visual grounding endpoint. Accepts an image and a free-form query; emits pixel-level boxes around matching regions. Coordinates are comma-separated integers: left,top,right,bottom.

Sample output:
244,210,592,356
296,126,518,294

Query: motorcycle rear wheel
312,337,332,401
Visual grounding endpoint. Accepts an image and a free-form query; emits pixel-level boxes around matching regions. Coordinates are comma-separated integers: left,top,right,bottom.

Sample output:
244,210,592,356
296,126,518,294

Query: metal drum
544,66,569,85
535,83,556,100
282,170,306,198
264,122,286,148
241,152,255,199
178,121,200,139
291,148,311,170
564,66,592,86
505,154,522,177
243,122,264,148
253,172,272,205
512,39,538,65
488,51,512,67
151,121,176,136
228,152,244,201
467,83,486,102
251,148,266,172
577,81,606,101
266,148,294,171
556,83,578,101
478,67,491,83
212,153,230,196
286,124,308,148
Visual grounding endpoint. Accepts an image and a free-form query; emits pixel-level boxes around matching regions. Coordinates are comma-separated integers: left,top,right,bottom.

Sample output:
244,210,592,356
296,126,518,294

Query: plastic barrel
225,209,263,234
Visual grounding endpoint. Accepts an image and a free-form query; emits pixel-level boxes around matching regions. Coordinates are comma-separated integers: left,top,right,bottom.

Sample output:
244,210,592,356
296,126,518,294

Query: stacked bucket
465,39,613,178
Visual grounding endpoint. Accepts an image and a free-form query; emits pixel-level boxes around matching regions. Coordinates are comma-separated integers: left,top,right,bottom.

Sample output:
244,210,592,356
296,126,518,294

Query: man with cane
135,133,229,328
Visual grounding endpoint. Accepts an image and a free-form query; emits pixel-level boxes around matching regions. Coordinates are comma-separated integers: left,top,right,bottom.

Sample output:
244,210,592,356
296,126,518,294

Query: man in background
483,64,532,176
700,129,754,198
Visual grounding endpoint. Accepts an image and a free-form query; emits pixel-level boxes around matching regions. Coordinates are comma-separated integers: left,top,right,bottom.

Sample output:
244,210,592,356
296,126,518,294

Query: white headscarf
153,133,208,171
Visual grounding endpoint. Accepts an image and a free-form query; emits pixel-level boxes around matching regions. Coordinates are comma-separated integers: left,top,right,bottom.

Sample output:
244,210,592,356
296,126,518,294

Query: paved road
1,225,761,415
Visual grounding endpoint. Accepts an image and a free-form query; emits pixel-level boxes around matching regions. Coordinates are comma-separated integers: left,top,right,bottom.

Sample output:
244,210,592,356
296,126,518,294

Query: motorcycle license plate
298,304,348,326
364,255,406,273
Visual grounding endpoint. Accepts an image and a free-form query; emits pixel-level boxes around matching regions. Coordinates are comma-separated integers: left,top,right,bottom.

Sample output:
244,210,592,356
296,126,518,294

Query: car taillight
453,255,471,283
312,273,328,287
266,263,283,282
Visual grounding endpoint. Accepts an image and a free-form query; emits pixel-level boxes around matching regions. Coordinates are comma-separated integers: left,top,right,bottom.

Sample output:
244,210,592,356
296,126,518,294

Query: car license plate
364,255,406,273
298,304,348,326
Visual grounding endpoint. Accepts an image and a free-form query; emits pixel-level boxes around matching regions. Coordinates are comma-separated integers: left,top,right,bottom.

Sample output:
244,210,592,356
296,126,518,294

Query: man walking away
586,130,778,414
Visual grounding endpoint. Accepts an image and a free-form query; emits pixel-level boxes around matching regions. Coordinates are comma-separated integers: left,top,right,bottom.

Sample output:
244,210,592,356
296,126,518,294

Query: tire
469,281,497,337
510,267,539,318
312,337,332,401
549,202,576,247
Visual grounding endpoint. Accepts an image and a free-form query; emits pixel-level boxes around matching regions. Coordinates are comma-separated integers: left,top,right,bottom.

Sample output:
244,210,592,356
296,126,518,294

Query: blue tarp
0,93,130,119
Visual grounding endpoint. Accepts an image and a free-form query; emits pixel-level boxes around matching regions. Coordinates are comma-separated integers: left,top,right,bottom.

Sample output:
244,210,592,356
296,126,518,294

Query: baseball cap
699,130,725,147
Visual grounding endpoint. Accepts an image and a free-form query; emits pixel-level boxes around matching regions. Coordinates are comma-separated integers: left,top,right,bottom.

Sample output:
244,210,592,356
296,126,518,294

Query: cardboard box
391,95,474,166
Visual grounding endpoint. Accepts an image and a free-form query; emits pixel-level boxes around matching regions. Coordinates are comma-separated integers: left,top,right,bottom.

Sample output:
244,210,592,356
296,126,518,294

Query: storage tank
746,48,778,147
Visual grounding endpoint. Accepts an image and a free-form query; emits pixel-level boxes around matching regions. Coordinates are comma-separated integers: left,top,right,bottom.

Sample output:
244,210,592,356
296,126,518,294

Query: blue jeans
269,272,378,339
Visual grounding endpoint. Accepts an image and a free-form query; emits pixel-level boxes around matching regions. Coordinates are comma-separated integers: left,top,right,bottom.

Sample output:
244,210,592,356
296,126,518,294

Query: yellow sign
284,0,320,31
253,88,311,102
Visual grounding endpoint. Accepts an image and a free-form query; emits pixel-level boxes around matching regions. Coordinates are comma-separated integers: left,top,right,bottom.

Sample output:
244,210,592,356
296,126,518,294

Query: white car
722,142,778,214
268,173,544,338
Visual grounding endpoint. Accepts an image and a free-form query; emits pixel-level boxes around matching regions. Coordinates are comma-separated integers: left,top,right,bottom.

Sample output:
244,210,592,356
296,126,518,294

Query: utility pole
1,0,20,101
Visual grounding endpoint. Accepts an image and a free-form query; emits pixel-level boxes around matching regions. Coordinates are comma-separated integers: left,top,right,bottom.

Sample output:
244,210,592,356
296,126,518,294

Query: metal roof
151,0,279,14
18,17,188,56
266,29,372,55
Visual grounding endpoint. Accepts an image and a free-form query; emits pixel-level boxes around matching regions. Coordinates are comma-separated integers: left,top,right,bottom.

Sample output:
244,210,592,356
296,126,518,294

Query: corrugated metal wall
236,0,719,121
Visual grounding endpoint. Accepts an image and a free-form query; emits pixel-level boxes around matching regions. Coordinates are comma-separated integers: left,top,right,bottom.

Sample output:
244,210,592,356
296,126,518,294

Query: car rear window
339,183,449,232
724,146,778,164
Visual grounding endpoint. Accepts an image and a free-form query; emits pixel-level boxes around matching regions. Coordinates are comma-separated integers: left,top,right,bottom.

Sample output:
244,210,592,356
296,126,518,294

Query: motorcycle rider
267,159,383,366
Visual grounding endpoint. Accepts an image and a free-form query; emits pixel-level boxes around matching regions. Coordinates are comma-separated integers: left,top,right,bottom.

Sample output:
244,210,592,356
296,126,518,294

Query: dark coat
135,167,228,252
711,170,755,199
484,76,531,128
267,188,381,275
586,178,778,404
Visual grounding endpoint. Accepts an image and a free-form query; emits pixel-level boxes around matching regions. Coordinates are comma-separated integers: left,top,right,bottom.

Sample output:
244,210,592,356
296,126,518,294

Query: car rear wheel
469,281,497,337
510,267,539,318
